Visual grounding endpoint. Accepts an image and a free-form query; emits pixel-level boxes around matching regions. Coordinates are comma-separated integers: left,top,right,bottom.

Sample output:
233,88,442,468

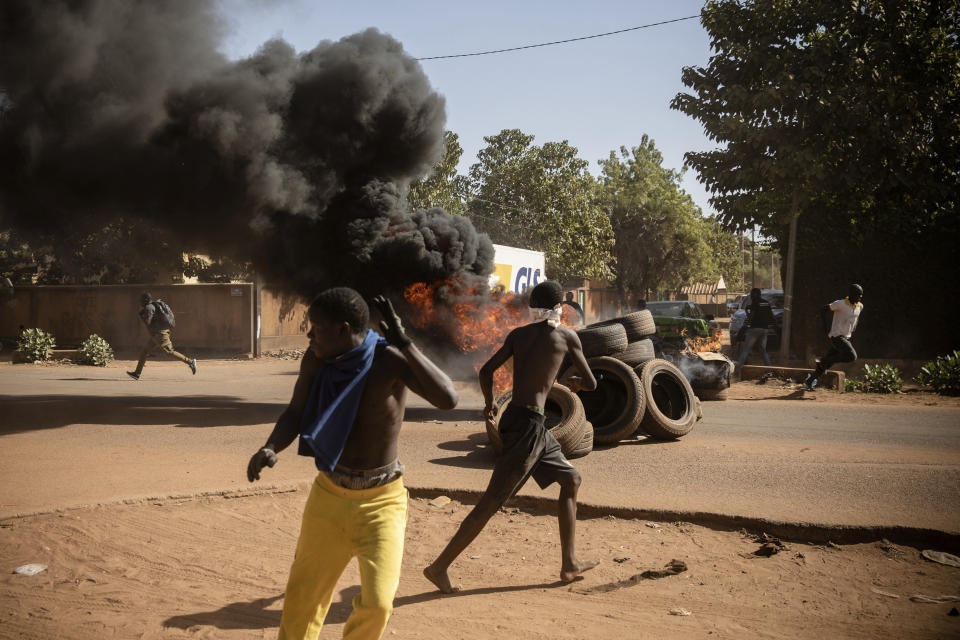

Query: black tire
563,356,646,444
614,339,656,367
617,310,657,342
486,385,588,457
567,421,594,459
576,323,628,358
695,387,728,401
637,359,698,440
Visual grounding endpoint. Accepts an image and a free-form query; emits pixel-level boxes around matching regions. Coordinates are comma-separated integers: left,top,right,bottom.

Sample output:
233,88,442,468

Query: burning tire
636,359,698,440
485,384,589,458
613,338,656,367
577,322,628,358
616,310,656,342
563,356,646,444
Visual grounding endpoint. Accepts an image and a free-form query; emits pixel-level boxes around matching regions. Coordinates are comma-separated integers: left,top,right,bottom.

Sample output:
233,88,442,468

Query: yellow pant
278,472,408,640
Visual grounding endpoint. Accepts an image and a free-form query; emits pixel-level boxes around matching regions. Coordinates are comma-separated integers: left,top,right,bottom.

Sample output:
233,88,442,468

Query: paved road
1,359,958,533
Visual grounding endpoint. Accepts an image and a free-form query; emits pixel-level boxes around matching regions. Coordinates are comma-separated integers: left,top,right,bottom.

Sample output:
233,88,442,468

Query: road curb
408,486,960,554
4,483,957,554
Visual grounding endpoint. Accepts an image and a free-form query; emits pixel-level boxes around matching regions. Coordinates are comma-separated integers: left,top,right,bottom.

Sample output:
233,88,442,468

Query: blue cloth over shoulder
298,329,387,471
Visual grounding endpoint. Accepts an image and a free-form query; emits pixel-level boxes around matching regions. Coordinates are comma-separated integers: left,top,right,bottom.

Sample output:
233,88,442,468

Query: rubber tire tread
614,339,656,367
576,323,628,358
485,384,588,457
567,421,594,459
637,359,698,440
616,310,656,342
562,356,646,444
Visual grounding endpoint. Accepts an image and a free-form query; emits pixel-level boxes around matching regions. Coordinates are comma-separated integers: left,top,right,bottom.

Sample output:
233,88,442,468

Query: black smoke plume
0,1,493,298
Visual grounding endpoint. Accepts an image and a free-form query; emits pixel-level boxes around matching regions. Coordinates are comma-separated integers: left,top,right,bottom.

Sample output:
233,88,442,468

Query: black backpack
152,299,176,329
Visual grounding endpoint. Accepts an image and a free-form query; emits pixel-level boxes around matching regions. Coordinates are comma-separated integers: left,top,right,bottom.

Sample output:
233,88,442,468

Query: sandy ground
725,376,960,408
2,487,959,640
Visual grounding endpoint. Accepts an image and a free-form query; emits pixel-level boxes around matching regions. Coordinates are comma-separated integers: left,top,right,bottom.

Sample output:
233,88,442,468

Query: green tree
407,130,468,216
671,0,960,357
704,217,744,293
597,138,714,305
465,129,612,283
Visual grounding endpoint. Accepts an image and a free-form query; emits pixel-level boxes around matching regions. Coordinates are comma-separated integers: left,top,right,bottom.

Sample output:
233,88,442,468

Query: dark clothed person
735,290,774,371
128,292,196,380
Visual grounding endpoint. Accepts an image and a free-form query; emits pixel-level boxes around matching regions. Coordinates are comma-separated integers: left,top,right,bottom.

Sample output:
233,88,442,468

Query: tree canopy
465,129,613,284
671,0,959,238
407,130,468,216
597,137,718,302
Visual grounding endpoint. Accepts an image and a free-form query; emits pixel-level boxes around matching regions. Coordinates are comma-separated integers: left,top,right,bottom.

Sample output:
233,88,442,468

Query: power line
416,15,701,61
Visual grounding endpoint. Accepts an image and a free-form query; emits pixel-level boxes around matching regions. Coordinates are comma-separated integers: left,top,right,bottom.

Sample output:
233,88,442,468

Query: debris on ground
741,533,788,557
921,550,960,568
645,522,661,529
428,496,451,508
909,594,960,604
871,587,900,599
669,608,692,616
13,563,47,576
613,557,630,563
639,559,688,579
827,541,842,550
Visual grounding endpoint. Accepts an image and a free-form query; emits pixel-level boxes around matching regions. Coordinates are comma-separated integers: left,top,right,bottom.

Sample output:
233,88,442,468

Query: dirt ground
2,487,959,640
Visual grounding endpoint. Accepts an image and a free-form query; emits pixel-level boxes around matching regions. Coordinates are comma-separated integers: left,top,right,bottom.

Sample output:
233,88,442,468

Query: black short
488,404,577,498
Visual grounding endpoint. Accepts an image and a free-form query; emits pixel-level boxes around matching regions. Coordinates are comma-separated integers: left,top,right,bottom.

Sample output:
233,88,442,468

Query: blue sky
217,0,715,215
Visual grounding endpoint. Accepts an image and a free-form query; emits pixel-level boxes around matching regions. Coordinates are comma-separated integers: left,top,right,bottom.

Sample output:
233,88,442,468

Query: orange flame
681,327,723,354
404,278,529,393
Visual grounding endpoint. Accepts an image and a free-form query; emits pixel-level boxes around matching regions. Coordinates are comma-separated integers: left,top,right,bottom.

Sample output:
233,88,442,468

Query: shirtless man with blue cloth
247,287,458,640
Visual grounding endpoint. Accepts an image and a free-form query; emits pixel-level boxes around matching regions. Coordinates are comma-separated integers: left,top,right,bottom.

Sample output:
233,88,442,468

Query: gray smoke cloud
0,0,492,297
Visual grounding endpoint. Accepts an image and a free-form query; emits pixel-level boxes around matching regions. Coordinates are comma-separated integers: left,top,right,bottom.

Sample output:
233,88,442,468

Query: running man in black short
423,280,599,592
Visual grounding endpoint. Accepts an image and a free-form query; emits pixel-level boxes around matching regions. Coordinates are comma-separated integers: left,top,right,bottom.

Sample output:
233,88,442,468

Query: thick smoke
0,1,492,297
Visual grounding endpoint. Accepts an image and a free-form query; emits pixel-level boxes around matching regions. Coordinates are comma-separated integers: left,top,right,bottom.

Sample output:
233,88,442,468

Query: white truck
488,244,546,294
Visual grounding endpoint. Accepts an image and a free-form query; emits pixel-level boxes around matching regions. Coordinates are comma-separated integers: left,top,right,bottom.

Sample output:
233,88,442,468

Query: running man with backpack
128,292,197,380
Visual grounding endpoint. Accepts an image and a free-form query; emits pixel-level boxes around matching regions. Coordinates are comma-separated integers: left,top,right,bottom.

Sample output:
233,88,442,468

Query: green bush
859,363,903,394
78,334,114,366
845,378,862,392
915,350,960,396
16,328,56,363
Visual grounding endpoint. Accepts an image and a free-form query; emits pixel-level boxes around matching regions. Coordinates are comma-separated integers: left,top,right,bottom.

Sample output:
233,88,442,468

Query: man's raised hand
247,447,277,482
372,295,412,348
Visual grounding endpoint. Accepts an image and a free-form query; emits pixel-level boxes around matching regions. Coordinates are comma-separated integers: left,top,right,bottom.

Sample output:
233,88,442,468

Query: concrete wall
0,284,253,354
259,288,310,352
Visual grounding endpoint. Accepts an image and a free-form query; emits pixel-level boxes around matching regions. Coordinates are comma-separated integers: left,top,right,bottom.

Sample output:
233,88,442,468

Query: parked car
725,294,747,316
729,289,784,348
645,300,719,344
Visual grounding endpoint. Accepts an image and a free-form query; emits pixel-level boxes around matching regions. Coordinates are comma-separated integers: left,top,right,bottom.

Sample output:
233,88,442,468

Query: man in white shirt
803,284,863,390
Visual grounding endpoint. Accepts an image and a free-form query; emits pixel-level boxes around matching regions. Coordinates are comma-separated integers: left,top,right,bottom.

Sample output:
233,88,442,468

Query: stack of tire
563,311,700,443
486,383,593,459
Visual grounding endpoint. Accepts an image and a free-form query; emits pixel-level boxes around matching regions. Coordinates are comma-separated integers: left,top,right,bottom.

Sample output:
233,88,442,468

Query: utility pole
751,226,756,288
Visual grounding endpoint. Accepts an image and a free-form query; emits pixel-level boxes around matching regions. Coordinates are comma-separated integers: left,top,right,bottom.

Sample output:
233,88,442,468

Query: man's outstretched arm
247,351,318,482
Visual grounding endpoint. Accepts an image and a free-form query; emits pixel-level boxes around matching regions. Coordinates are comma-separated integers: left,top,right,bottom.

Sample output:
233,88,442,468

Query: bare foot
423,564,459,594
560,559,599,583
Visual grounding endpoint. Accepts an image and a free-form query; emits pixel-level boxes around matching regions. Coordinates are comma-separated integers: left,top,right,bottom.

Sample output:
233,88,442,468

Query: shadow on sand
164,578,566,631
0,394,284,434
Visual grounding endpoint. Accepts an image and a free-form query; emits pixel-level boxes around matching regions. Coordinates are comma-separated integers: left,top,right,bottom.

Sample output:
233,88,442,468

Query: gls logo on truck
514,267,541,293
